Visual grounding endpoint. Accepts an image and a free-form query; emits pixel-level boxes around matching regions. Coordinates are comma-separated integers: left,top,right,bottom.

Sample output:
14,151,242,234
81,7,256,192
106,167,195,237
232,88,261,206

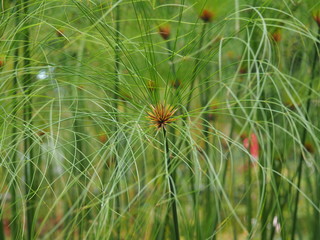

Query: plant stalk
290,27,320,240
113,4,121,240
186,23,207,111
163,128,180,240
21,0,36,238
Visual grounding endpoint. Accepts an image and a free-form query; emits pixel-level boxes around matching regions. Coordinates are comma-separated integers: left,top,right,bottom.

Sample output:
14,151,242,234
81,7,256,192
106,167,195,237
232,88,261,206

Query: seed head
56,29,64,37
272,30,282,42
239,66,247,74
200,9,214,23
172,79,181,89
99,134,107,144
313,11,320,27
159,26,171,40
37,131,46,137
146,104,177,129
240,133,247,141
304,142,315,154
284,101,300,111
147,80,156,92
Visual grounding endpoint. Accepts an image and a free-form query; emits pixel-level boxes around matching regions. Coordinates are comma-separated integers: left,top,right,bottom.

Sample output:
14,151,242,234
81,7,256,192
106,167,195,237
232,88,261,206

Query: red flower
243,133,259,159
250,133,259,159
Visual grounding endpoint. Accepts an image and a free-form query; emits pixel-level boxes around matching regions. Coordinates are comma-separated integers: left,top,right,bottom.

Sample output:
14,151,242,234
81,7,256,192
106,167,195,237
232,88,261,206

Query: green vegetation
0,0,320,239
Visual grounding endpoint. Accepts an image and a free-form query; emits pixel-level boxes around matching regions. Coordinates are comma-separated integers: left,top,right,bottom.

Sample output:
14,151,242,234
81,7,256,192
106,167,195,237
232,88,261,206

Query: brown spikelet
99,134,107,144
0,58,4,67
313,11,320,27
172,79,182,89
284,101,301,111
37,128,49,137
304,142,315,154
239,66,247,74
146,104,177,129
240,133,247,141
37,131,46,137
200,9,214,23
272,30,282,42
56,29,64,37
159,26,171,40
147,80,156,92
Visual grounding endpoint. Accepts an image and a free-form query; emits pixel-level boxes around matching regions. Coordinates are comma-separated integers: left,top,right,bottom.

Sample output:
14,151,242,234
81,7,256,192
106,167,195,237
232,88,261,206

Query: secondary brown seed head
56,29,64,37
284,101,300,111
200,9,214,23
239,67,247,74
159,26,171,40
146,104,177,129
313,11,320,27
172,79,182,89
37,131,46,137
304,142,315,154
147,80,156,92
99,134,107,143
272,30,282,42
240,133,247,141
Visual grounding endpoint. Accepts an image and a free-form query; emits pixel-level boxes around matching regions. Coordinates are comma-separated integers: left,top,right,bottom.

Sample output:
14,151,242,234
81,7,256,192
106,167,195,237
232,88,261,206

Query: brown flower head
99,134,107,144
207,102,218,121
239,61,248,74
239,66,247,74
304,142,315,154
0,58,4,67
240,133,247,141
37,128,49,137
172,79,182,89
37,131,46,137
77,85,85,90
147,80,156,92
56,29,64,37
159,26,171,40
147,104,177,129
272,30,282,42
313,11,320,27
200,9,214,23
284,101,301,111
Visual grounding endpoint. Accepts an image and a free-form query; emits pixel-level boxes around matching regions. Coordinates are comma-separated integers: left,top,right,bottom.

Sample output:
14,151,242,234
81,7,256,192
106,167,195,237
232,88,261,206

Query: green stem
213,79,243,240
113,4,121,240
291,27,320,240
184,22,207,239
10,37,20,240
166,41,176,78
163,128,180,240
20,0,36,238
313,169,320,240
0,210,4,240
186,23,207,111
9,3,23,239
246,158,252,237
72,37,87,240
259,169,268,238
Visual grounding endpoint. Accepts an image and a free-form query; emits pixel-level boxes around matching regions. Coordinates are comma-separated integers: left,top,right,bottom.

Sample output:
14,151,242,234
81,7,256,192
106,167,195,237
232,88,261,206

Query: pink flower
242,133,259,160
250,133,259,159
243,138,249,149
